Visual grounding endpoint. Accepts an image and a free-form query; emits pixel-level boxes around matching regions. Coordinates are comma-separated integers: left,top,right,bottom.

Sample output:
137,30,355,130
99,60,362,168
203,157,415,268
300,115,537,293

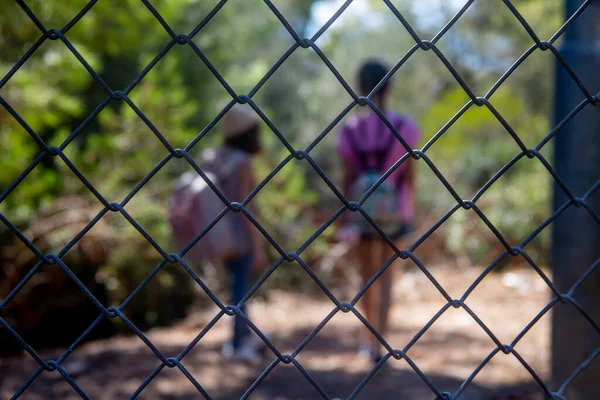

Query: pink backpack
168,148,247,264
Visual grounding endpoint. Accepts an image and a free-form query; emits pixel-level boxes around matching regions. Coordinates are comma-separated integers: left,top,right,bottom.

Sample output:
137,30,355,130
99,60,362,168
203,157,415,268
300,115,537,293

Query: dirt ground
0,264,553,400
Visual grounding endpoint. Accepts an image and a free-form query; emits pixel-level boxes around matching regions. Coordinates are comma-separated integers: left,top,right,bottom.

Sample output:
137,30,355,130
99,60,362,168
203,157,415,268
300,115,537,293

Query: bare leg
376,238,398,352
358,239,394,358
358,240,377,353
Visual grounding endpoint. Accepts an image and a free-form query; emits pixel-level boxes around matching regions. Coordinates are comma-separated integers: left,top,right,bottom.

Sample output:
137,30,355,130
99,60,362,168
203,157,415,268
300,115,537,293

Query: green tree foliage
0,0,563,339
299,0,562,266
0,0,318,333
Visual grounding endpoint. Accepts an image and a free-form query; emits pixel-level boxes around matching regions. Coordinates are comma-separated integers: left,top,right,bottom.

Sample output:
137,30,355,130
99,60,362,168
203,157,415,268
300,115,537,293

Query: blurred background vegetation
0,0,563,351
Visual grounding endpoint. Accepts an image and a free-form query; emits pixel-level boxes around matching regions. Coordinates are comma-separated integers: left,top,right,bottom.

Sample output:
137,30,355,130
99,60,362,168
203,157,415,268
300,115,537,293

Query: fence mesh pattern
1,0,600,399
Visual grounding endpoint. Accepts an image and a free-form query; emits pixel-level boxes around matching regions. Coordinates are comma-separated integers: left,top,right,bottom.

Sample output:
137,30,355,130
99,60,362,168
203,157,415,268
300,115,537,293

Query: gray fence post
552,0,600,398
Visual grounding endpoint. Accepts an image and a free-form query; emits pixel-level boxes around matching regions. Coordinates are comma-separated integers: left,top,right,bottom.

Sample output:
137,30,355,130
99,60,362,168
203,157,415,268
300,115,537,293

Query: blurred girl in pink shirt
336,59,421,365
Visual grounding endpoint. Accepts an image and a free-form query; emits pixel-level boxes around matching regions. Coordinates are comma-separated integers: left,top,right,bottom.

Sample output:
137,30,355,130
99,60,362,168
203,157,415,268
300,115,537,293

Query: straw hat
221,103,260,139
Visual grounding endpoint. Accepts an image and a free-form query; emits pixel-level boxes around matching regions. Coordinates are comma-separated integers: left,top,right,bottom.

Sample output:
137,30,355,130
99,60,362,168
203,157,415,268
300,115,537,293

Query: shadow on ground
1,324,544,400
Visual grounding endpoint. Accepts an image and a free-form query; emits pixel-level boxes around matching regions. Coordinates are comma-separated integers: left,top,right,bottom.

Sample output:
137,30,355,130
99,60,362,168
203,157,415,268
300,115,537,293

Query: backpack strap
375,118,401,170
345,117,368,170
200,146,248,181
345,115,405,173
219,148,248,179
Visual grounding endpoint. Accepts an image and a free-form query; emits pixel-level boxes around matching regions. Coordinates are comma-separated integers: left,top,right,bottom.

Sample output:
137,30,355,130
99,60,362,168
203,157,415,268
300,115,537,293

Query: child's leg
377,235,408,353
226,254,252,349
358,238,393,358
357,239,378,352
376,239,395,346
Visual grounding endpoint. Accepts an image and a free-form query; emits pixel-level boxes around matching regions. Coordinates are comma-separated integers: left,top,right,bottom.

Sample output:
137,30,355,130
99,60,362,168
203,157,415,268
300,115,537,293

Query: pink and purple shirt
337,111,421,223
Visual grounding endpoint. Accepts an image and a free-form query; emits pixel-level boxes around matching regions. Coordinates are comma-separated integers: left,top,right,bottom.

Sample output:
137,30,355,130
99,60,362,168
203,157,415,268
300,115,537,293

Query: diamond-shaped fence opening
0,0,599,399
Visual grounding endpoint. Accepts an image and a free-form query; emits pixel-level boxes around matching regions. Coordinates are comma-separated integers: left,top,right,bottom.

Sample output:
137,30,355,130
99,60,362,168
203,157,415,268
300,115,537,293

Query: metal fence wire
1,0,600,399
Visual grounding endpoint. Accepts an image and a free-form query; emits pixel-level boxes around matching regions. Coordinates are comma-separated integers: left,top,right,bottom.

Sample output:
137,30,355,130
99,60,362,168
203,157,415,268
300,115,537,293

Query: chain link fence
1,0,599,399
